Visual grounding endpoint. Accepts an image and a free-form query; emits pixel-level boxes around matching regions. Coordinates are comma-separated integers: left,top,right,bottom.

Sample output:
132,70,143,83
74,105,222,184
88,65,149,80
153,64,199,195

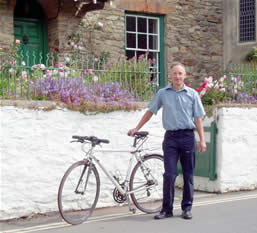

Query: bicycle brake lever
70,140,77,143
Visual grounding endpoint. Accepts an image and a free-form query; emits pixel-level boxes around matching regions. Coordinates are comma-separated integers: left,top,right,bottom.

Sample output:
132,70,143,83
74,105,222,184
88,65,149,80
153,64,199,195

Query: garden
1,40,257,113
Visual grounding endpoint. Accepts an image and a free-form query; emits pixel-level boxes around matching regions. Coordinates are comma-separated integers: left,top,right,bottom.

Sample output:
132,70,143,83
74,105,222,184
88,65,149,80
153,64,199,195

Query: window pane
138,34,147,49
126,50,135,60
149,35,158,50
149,19,158,34
239,0,256,42
126,16,136,32
138,17,147,33
126,33,136,48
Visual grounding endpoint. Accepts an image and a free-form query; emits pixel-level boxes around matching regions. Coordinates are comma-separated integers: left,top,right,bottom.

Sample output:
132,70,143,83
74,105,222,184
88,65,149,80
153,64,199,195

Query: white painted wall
0,106,257,220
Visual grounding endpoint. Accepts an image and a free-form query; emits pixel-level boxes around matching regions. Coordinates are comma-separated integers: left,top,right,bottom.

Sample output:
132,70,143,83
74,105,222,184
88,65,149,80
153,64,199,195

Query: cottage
0,0,256,86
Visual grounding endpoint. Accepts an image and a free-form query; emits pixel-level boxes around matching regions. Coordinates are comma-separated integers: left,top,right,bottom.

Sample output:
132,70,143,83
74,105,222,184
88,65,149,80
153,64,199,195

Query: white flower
21,61,26,66
214,84,219,89
9,68,15,74
206,82,214,88
93,76,98,82
200,89,206,96
220,88,226,92
204,76,213,84
220,77,225,83
21,71,27,77
65,57,70,63
97,22,104,28
40,64,46,70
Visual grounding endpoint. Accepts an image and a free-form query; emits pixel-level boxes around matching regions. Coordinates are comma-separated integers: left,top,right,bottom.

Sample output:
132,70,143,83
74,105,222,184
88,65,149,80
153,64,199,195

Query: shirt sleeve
193,92,205,118
147,89,162,115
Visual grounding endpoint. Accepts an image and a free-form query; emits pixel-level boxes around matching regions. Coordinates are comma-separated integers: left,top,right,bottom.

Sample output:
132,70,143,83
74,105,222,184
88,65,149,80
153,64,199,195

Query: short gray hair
170,62,186,72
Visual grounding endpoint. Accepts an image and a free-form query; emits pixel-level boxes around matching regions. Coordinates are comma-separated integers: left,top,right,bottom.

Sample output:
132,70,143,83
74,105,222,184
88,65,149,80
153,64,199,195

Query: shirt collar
165,83,188,92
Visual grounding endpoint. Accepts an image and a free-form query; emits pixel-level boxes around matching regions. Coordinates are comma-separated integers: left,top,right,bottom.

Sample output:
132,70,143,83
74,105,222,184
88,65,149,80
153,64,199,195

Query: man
129,62,206,220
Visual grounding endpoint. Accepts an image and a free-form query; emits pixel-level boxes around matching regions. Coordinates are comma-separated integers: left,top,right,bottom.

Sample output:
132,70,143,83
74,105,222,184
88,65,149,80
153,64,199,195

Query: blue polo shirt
148,84,205,131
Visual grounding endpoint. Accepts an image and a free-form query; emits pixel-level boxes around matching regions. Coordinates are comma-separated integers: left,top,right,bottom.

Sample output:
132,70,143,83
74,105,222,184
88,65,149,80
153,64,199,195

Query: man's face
170,65,186,88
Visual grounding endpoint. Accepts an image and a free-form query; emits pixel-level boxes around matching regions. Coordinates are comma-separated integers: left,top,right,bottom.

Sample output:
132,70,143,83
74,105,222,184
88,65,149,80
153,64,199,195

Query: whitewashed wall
0,105,257,220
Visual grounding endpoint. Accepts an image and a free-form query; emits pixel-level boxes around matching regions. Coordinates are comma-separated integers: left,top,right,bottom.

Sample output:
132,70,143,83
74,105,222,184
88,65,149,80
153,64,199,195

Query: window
125,14,164,87
239,0,256,42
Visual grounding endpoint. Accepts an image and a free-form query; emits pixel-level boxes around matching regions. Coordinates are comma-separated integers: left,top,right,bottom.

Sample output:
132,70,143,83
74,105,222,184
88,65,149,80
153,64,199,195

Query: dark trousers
161,129,196,214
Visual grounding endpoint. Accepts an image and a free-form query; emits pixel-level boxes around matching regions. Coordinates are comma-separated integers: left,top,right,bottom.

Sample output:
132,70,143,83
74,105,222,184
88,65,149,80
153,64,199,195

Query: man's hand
128,128,138,137
198,140,207,153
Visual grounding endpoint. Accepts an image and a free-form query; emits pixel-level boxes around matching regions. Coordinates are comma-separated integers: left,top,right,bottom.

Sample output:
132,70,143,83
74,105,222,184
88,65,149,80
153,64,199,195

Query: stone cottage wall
0,0,14,49
1,0,224,83
72,0,224,84
166,0,223,84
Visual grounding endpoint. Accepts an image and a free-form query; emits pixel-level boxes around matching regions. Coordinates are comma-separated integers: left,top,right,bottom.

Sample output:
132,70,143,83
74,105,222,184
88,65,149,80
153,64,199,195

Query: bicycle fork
75,161,92,195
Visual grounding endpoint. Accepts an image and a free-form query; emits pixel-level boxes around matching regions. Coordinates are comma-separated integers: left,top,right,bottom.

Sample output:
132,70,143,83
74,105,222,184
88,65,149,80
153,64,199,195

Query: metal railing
0,52,159,103
223,63,257,103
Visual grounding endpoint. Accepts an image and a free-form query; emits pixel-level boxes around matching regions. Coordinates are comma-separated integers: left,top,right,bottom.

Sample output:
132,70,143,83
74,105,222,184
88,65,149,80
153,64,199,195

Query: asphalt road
1,189,257,233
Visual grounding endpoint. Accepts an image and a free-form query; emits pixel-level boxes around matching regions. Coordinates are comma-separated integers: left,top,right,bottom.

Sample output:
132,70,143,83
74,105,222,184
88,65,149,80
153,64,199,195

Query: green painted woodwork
14,17,47,66
178,121,217,180
159,16,165,88
124,12,165,88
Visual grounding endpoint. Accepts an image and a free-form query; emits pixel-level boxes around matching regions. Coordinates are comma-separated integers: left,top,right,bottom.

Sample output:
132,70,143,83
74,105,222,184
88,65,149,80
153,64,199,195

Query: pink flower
214,84,219,89
89,69,94,75
83,70,87,75
201,82,207,88
15,39,20,45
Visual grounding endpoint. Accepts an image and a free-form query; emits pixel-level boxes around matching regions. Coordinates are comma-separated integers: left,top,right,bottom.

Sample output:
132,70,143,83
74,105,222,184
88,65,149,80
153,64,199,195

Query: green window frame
125,13,165,88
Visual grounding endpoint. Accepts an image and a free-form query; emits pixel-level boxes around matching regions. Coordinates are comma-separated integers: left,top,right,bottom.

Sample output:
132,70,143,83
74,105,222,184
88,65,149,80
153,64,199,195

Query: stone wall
0,0,14,50
166,0,223,84
223,0,257,66
70,0,224,84
2,0,254,84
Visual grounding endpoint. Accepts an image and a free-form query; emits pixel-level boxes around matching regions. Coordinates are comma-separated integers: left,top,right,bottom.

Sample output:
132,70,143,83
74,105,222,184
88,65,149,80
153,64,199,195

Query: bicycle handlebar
72,131,149,147
72,135,110,146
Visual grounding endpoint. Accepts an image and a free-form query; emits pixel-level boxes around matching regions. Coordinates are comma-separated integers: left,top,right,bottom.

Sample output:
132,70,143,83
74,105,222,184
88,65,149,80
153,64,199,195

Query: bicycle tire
58,160,100,225
130,154,164,214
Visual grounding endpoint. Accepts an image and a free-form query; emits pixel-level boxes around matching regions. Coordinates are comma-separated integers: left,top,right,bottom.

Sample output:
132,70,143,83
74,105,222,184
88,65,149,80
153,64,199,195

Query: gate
178,121,217,180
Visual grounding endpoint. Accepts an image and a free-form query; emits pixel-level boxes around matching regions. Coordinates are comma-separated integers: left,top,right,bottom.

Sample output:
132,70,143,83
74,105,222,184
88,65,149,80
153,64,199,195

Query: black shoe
154,211,173,220
182,210,192,220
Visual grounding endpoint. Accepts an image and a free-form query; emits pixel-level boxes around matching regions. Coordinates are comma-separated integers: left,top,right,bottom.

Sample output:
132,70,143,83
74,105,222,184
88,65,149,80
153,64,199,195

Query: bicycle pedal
130,208,136,214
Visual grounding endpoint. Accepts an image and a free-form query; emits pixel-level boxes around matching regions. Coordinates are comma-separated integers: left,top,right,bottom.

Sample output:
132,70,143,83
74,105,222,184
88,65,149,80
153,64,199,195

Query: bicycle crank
113,185,127,203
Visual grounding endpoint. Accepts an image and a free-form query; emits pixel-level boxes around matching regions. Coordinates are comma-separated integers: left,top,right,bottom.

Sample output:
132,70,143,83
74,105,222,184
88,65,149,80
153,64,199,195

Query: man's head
169,62,187,90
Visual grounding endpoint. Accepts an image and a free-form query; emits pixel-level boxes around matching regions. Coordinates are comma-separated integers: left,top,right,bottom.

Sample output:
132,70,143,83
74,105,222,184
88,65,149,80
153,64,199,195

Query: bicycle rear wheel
58,160,100,225
130,154,164,214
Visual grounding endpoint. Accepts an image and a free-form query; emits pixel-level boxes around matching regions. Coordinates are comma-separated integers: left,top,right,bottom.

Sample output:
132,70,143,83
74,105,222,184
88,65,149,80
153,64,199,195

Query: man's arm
194,117,206,153
129,110,153,136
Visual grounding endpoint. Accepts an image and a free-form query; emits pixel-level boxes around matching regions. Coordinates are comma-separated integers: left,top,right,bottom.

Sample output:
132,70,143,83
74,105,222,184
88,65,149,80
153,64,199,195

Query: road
1,190,257,233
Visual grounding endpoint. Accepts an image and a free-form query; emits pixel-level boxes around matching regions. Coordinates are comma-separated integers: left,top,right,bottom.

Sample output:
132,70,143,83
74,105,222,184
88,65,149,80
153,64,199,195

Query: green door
14,17,47,66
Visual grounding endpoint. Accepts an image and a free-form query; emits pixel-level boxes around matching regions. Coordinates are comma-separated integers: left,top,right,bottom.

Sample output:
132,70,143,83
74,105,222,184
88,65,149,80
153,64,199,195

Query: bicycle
58,131,164,225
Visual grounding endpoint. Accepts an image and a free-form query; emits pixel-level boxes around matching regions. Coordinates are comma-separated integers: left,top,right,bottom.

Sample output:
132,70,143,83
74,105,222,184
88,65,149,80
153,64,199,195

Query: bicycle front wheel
130,154,164,214
58,160,100,225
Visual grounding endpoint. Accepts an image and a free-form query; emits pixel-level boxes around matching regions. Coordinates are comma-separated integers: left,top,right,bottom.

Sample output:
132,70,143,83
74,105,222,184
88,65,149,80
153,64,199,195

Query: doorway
13,0,48,66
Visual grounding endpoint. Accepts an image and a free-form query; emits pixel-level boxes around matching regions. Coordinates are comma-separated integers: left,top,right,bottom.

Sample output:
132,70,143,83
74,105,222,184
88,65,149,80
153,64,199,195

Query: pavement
2,189,257,233
0,188,217,230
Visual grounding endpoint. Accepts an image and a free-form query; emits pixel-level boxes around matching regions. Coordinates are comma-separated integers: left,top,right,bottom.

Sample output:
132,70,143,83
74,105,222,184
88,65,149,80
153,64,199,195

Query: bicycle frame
81,137,148,196
58,133,164,225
